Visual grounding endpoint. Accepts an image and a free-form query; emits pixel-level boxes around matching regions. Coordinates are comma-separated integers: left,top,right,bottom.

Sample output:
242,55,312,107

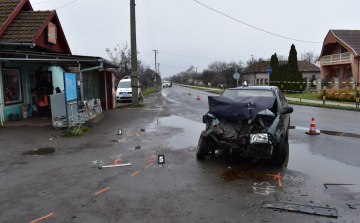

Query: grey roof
331,29,360,56
242,60,320,74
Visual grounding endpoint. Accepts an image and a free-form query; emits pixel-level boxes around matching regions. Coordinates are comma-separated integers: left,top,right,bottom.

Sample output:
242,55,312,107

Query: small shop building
0,0,118,126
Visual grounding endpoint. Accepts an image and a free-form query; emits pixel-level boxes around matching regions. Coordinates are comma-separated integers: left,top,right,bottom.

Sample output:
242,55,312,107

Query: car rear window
222,89,275,97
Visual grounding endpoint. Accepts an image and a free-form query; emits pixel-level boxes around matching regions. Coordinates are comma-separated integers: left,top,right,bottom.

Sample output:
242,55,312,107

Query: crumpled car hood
208,96,277,121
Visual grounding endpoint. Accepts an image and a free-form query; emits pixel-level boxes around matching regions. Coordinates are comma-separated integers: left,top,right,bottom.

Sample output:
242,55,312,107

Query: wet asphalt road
0,85,359,222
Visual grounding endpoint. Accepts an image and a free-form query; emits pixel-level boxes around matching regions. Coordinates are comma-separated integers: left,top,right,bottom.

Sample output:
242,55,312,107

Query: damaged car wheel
196,132,216,160
271,137,288,166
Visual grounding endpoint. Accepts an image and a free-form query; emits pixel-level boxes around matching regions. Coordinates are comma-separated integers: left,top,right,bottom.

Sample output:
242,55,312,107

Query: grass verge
61,126,92,137
121,103,145,109
142,87,160,96
284,92,319,100
288,100,360,111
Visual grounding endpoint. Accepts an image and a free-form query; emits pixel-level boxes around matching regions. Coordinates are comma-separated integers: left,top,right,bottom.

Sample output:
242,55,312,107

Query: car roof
228,86,277,90
120,79,131,82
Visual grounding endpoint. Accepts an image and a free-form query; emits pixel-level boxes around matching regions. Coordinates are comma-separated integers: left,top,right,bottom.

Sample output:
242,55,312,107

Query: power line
136,3,156,48
32,0,52,5
55,0,79,10
145,0,158,48
159,50,250,60
136,13,154,50
138,51,153,58
193,0,322,44
140,0,157,49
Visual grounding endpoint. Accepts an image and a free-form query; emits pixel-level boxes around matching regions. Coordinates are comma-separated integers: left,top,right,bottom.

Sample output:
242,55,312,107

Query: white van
116,76,142,102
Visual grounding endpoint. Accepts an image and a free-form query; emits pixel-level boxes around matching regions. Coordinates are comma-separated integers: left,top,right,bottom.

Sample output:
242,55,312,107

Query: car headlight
250,133,268,144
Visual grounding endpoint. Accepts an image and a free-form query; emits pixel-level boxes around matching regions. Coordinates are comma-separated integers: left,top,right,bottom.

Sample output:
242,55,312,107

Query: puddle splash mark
30,213,54,223
131,171,140,176
145,163,154,168
22,148,55,156
94,187,110,195
266,172,284,187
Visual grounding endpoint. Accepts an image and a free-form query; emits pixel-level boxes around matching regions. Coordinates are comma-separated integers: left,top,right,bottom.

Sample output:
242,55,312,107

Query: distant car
197,86,293,166
116,77,142,102
163,81,171,87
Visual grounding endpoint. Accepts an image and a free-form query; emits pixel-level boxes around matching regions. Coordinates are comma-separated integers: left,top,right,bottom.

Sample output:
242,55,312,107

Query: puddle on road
22,148,56,155
288,143,360,192
148,115,205,149
292,126,360,139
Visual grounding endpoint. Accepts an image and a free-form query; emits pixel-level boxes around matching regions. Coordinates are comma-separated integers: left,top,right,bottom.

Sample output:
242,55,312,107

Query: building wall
0,62,38,120
48,66,65,92
0,62,66,121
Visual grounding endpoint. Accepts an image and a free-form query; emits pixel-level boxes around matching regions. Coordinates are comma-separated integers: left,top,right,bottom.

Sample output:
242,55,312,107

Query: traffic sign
266,67,272,73
233,73,240,79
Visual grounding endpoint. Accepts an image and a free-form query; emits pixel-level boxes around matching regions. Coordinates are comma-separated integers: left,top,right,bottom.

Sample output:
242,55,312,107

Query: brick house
319,30,360,84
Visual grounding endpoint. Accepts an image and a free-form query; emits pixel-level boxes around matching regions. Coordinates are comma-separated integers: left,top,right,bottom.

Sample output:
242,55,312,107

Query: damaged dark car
197,86,293,166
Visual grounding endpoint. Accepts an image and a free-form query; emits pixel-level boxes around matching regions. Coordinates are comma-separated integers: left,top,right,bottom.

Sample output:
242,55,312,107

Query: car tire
271,137,288,166
196,132,216,160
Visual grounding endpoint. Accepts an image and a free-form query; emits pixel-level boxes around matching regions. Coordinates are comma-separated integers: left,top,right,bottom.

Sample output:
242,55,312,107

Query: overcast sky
32,0,359,78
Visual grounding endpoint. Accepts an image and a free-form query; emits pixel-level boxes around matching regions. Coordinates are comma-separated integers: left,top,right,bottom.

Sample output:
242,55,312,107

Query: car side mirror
281,107,293,115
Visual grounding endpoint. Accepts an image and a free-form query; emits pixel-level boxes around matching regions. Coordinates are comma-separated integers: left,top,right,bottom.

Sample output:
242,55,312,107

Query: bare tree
105,43,141,85
300,50,320,67
277,55,287,61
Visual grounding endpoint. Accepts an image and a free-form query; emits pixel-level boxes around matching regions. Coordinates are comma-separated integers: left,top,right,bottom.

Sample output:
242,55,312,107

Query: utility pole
130,0,139,105
157,63,160,82
196,67,197,85
153,50,158,89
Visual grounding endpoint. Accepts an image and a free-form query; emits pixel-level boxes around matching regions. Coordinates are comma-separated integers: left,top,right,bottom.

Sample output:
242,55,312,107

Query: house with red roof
0,0,118,125
0,0,72,122
319,30,360,84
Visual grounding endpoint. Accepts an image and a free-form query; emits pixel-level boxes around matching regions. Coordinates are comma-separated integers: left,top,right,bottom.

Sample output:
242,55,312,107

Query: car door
276,88,290,133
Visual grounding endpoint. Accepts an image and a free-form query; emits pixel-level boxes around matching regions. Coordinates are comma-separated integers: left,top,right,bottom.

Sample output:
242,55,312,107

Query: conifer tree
269,53,279,87
285,44,303,91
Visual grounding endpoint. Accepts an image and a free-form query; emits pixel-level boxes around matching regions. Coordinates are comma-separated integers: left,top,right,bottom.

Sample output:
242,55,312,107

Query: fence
269,80,360,108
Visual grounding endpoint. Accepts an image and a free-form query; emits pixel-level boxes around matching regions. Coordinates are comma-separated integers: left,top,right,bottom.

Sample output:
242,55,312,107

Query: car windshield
164,81,169,83
221,89,275,97
118,81,131,88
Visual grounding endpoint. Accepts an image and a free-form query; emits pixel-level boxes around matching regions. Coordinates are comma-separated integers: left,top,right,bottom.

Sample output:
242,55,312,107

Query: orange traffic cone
305,117,320,135
197,93,200,100
188,90,191,95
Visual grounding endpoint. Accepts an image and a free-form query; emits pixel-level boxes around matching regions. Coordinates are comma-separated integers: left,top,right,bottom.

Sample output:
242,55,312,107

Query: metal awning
0,49,119,69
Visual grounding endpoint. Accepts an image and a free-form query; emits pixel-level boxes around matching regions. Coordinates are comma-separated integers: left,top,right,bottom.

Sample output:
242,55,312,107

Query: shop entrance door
35,71,53,93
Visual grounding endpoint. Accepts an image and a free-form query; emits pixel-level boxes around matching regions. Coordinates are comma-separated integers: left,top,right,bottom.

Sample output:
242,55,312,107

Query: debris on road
323,183,357,189
262,201,338,218
135,146,141,149
274,193,282,201
141,129,145,132
347,204,357,209
98,163,132,169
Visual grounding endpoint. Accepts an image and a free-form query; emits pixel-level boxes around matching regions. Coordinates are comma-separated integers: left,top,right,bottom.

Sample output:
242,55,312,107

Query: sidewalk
286,97,357,107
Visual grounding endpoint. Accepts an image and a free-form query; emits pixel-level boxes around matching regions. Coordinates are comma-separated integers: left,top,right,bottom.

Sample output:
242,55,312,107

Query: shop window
2,68,23,105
